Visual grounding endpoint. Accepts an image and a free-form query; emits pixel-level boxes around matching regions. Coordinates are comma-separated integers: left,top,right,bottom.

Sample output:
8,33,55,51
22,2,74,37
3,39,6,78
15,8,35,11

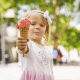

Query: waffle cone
19,27,29,57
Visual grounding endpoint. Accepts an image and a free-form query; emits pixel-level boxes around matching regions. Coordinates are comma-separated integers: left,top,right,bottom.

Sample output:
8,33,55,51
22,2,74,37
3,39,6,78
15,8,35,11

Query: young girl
16,10,54,80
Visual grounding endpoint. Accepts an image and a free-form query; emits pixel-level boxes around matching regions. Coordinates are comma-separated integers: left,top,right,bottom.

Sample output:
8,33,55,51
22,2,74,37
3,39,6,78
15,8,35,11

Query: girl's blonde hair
22,10,50,45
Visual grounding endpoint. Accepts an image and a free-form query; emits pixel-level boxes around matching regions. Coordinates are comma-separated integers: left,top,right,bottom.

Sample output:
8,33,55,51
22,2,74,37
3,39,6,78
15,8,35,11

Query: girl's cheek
29,25,34,30
28,26,34,34
29,27,33,32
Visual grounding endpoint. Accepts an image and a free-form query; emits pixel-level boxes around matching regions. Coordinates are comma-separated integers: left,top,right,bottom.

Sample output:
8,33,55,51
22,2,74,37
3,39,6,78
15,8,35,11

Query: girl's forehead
28,14,47,25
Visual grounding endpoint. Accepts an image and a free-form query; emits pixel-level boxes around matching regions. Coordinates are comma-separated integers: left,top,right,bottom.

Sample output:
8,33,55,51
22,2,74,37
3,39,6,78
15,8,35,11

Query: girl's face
28,14,47,44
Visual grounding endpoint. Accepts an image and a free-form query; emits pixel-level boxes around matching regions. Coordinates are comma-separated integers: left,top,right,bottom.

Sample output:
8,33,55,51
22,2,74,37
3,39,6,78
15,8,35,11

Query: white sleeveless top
16,40,53,76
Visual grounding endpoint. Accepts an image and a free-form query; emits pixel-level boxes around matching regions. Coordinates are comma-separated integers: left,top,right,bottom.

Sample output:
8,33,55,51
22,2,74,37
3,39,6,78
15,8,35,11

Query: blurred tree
48,0,75,50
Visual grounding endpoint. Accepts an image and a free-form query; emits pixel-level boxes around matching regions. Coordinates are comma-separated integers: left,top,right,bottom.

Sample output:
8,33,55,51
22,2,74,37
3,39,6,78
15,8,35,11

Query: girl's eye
40,25,44,27
31,24,35,25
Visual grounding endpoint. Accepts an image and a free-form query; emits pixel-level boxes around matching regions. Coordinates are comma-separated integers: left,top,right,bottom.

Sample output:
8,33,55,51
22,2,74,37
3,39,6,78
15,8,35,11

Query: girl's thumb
27,39,29,42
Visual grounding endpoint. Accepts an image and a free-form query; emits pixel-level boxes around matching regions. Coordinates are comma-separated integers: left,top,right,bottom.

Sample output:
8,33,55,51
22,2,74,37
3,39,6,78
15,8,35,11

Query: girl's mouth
35,32,40,34
34,31,40,33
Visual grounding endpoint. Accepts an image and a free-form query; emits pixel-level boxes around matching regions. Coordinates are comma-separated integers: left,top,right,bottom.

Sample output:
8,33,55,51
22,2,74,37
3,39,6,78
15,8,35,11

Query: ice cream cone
16,18,31,57
19,27,29,57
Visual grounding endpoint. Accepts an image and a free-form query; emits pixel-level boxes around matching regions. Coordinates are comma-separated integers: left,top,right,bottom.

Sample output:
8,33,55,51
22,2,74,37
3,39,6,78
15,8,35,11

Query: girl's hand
16,37,28,52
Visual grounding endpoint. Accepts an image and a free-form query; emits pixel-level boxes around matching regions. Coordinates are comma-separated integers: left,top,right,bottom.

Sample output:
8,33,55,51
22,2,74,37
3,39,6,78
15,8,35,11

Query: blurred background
0,0,80,80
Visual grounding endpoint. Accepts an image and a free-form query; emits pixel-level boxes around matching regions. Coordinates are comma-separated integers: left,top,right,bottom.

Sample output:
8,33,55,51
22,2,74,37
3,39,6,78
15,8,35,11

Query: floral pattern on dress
37,48,50,67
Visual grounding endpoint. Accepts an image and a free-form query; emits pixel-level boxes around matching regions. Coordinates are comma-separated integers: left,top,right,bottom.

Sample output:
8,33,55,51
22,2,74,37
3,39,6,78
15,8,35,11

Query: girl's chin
34,35,39,38
34,37,39,40
33,36,41,40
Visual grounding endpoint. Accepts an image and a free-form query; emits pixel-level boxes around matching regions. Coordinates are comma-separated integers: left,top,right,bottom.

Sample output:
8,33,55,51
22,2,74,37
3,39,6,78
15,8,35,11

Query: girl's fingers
18,46,26,50
18,37,24,40
17,43,27,46
16,37,29,51
17,40,27,43
17,37,29,42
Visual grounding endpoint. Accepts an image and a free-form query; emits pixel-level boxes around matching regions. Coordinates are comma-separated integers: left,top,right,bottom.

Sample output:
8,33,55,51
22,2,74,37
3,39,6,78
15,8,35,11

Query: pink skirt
21,69,54,80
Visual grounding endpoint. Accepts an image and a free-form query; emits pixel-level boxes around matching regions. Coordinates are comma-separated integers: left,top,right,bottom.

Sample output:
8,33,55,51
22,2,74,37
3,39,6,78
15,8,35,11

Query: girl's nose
35,25,40,28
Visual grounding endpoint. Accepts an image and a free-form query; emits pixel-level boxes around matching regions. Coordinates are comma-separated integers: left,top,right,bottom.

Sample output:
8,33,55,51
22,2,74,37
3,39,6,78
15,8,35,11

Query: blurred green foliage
59,28,80,52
